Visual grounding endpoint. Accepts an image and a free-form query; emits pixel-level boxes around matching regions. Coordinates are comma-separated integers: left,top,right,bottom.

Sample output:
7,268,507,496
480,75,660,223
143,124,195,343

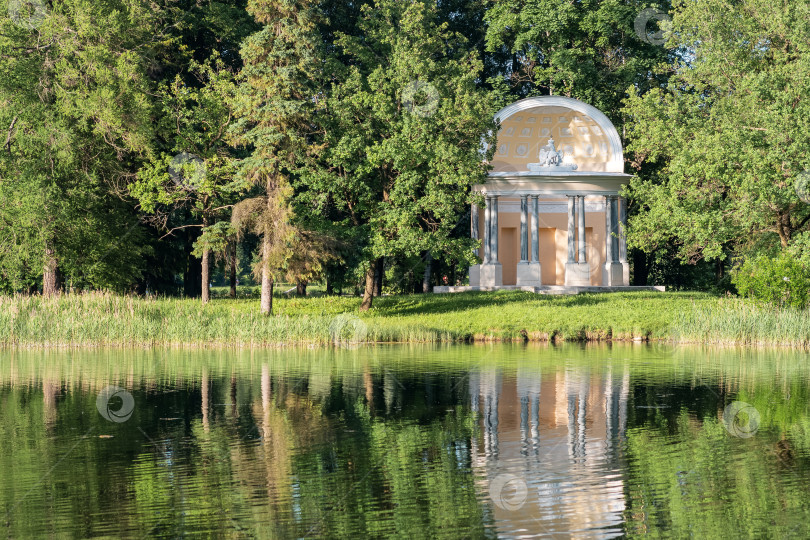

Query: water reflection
471,362,629,537
2,345,810,538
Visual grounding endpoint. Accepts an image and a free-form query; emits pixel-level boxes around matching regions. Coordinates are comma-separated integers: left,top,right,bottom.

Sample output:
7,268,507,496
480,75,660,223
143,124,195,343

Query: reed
674,298,810,348
0,290,808,348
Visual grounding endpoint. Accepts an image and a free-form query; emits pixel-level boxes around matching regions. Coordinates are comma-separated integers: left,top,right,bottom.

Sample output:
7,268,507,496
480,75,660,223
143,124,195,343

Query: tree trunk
422,251,433,293
229,247,237,298
260,231,274,315
326,275,334,295
373,257,383,296
43,247,60,296
201,249,211,304
777,212,792,248
360,261,375,311
296,280,307,296
261,268,273,315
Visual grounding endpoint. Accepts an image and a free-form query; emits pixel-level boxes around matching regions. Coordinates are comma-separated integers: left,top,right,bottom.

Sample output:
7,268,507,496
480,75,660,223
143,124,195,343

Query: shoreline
2,290,809,350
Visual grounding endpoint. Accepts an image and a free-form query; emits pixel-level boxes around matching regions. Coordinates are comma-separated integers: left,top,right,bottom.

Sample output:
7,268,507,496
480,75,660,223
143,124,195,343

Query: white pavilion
435,95,663,292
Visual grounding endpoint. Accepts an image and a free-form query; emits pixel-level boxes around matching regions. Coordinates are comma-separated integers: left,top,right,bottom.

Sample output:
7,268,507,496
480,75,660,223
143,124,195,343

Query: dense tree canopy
297,0,497,310
2,0,807,303
624,0,810,267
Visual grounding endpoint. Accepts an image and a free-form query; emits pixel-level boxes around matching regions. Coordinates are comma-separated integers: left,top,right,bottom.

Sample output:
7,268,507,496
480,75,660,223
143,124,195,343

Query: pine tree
230,0,322,315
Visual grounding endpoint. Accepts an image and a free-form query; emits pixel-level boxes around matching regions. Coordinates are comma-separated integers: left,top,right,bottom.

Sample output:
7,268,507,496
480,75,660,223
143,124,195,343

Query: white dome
487,96,625,174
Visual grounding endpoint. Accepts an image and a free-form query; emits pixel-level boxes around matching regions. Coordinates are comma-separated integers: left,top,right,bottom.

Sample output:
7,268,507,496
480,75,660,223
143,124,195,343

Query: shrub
732,252,810,309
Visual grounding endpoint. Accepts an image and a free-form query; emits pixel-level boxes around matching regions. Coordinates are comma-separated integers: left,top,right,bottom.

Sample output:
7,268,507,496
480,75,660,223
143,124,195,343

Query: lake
2,344,810,538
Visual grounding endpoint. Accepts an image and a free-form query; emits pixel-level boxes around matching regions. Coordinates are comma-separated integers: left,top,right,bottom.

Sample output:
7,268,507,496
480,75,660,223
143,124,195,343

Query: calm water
2,344,810,538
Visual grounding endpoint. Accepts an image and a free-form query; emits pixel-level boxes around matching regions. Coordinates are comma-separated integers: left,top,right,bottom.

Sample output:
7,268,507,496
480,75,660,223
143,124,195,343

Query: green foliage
624,0,810,266
0,0,159,292
484,0,673,118
131,55,242,285
732,252,810,309
298,0,497,286
192,220,234,259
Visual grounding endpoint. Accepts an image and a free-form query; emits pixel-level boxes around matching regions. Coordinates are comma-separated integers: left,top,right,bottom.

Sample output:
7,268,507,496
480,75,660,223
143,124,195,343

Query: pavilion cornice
474,173,632,196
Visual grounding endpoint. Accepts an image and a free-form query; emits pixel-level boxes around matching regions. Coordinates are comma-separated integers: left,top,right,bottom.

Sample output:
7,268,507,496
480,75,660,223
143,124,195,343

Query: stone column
483,196,491,264
602,195,619,286
618,197,628,263
567,195,576,263
491,195,500,263
519,194,529,262
530,195,539,262
619,196,630,286
517,194,541,287
577,195,586,263
566,194,591,286
471,202,479,242
604,195,614,264
469,200,481,287
480,194,503,287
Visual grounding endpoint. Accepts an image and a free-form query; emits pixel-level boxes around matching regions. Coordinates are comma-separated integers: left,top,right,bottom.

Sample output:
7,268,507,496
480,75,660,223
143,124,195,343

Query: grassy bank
1,290,809,348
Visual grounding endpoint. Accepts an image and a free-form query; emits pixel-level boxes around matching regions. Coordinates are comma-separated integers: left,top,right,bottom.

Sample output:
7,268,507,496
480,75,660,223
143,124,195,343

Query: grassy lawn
1,289,809,348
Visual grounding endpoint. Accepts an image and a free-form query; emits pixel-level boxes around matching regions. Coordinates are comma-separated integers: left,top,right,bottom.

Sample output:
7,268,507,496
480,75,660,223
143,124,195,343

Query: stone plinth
469,264,480,287
479,263,503,287
564,262,591,286
602,262,625,286
516,262,542,287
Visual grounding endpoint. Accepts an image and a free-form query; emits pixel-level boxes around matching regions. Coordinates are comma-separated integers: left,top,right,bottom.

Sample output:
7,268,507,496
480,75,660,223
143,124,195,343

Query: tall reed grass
1,290,808,348
674,298,810,348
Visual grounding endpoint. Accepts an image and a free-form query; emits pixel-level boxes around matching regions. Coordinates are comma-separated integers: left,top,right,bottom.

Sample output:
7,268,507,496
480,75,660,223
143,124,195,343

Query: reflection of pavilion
469,362,630,538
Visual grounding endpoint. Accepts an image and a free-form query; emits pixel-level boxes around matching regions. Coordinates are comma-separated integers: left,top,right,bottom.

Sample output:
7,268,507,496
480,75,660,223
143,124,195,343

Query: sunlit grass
0,290,809,347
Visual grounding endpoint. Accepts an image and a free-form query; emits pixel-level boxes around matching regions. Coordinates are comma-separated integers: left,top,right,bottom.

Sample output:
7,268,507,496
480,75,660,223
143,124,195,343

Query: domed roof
487,96,625,175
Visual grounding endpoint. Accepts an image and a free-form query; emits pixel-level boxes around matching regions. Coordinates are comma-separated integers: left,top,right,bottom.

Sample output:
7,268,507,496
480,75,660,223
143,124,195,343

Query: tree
131,56,240,304
281,229,341,296
0,0,158,294
298,0,496,311
623,0,810,267
230,0,322,315
484,0,674,119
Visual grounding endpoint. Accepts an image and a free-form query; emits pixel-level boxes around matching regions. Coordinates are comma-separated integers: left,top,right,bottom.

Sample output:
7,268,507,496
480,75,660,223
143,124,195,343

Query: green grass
1,290,809,348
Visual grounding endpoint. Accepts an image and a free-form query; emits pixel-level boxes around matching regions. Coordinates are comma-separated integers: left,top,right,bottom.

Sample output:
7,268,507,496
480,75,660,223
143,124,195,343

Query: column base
469,264,480,287
564,262,591,286
621,260,630,286
479,263,503,287
516,261,542,287
602,262,626,286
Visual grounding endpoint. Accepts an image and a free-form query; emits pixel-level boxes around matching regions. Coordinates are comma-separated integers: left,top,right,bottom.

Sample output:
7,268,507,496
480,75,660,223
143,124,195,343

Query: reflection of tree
292,399,486,538
10,346,810,537
623,405,810,538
